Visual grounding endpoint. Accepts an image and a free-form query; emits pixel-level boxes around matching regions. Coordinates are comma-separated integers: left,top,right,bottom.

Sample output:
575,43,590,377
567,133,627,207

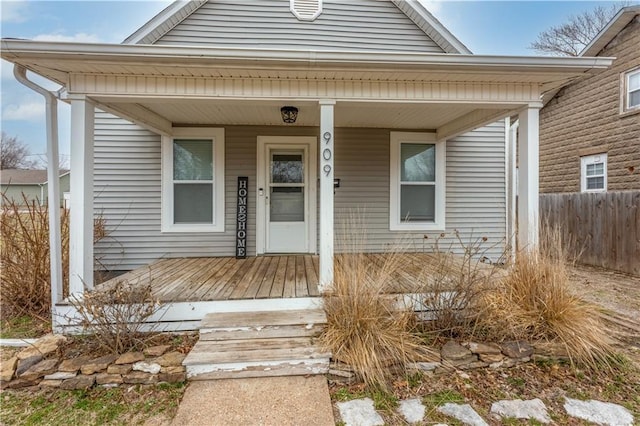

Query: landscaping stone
4,379,37,389
60,374,95,390
408,362,441,372
107,364,132,375
336,398,384,426
490,398,551,424
17,334,66,360
329,368,355,378
0,356,18,381
15,355,44,376
458,360,488,370
143,345,171,357
159,371,186,383
161,365,185,374
124,371,158,384
19,358,59,381
115,351,144,365
500,341,533,359
467,342,504,363
442,341,473,360
80,354,118,375
437,403,488,426
133,361,161,374
96,373,124,385
44,371,77,380
398,398,425,424
564,398,634,426
58,356,91,372
39,379,62,388
154,351,185,367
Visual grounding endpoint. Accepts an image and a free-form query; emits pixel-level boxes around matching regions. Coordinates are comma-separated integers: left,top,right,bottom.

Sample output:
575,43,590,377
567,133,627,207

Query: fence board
540,191,640,276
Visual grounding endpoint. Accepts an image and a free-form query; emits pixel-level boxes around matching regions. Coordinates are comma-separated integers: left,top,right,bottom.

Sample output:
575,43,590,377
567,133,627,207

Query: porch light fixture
280,106,298,123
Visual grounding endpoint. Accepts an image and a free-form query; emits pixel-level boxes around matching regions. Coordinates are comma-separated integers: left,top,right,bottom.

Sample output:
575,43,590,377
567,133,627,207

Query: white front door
257,137,317,254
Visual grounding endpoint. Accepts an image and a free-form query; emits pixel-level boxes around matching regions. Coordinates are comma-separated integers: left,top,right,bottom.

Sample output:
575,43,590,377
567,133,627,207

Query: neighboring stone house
539,6,640,193
0,169,70,206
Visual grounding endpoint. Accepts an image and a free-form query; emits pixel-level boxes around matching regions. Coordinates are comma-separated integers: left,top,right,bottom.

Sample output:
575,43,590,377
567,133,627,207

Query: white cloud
32,32,102,43
1,0,29,23
2,101,45,122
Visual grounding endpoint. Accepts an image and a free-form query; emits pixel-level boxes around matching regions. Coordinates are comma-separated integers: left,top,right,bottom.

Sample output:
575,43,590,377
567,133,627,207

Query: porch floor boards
98,255,321,303
97,253,441,303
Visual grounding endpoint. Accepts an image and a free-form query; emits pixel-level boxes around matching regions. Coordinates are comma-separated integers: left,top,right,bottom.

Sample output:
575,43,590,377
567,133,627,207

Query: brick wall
539,16,640,193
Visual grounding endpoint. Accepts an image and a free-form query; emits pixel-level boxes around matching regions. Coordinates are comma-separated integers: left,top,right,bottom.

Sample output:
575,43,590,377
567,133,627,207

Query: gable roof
123,0,471,54
580,5,640,57
1,169,69,185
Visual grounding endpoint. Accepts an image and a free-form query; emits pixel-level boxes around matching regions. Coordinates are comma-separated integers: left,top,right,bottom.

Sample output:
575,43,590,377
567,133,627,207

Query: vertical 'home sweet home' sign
236,176,248,259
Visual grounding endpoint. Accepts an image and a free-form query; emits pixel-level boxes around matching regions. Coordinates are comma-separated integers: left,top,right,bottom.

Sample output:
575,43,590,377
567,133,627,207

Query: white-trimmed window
390,132,445,231
580,153,607,193
624,69,640,112
162,128,225,232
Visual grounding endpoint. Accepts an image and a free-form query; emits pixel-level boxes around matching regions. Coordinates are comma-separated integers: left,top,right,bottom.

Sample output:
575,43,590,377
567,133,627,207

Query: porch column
319,100,335,291
69,98,95,293
517,105,540,251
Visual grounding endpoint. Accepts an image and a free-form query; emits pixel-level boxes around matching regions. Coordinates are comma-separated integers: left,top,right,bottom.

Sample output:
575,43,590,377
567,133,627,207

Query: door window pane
401,144,435,182
271,154,303,183
174,183,213,223
174,139,213,180
400,185,435,222
270,187,304,222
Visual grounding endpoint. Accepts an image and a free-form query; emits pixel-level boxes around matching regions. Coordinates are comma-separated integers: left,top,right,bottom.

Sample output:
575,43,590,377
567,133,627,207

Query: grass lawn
0,315,50,339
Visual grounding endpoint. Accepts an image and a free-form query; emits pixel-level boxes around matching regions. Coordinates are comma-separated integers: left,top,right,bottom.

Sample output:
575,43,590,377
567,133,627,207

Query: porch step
184,309,330,380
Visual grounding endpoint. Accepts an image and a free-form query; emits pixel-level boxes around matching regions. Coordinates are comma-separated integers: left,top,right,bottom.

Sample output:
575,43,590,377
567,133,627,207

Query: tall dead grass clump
0,193,106,321
321,213,434,389
476,227,616,370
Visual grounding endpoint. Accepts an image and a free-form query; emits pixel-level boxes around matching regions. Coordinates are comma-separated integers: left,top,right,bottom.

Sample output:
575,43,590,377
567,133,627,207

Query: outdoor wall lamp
280,106,298,123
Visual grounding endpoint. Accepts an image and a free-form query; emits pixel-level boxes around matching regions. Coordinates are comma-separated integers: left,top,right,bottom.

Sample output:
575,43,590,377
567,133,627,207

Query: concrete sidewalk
171,376,335,426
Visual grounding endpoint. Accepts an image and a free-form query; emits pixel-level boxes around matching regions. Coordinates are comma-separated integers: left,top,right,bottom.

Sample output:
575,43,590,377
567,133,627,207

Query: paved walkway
171,376,335,426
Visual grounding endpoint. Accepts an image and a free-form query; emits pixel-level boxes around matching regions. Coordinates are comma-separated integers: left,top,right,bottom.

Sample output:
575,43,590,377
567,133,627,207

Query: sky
0,0,636,165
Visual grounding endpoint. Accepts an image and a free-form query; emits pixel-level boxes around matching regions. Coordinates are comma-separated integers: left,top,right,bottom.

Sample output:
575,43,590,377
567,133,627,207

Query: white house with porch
1,0,612,378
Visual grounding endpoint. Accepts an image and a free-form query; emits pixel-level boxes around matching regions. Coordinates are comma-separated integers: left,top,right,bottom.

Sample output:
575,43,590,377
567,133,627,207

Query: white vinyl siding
94,112,506,269
154,0,445,53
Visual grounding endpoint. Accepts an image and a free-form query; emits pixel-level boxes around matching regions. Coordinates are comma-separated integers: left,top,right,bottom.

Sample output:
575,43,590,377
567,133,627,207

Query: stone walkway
335,396,635,425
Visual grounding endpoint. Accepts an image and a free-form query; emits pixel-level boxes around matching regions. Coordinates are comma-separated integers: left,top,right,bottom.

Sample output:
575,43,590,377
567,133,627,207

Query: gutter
13,65,63,320
0,39,615,72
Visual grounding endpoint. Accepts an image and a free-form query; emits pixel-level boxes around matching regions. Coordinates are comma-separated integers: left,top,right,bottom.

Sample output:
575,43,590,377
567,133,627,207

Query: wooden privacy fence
540,191,640,276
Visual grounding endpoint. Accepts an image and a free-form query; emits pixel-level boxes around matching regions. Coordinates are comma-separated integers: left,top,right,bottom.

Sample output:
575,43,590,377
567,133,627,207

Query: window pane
401,144,435,182
174,183,213,223
271,154,303,183
400,185,435,222
586,163,604,176
629,89,640,108
629,72,640,90
270,187,304,222
586,176,604,190
174,139,213,181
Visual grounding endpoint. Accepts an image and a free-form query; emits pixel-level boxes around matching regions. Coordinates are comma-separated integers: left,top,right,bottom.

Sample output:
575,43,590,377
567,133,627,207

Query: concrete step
199,308,327,341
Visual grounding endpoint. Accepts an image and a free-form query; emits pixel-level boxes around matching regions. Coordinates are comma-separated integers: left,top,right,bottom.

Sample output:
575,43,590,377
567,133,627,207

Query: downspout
13,65,63,328
508,119,519,260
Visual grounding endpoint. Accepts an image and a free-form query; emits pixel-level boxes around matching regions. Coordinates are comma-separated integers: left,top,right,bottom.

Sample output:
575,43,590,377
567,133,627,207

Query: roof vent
290,0,322,21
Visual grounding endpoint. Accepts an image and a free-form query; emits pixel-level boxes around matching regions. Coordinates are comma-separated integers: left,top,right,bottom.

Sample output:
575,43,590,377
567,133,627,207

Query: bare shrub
0,193,105,322
475,229,617,370
415,232,503,337
68,279,161,354
321,213,435,389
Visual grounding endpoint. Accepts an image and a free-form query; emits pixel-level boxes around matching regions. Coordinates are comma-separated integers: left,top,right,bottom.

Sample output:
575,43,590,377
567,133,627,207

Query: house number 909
323,131,333,176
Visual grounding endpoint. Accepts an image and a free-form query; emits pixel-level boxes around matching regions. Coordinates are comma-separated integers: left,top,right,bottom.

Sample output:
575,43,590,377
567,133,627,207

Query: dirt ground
567,264,640,363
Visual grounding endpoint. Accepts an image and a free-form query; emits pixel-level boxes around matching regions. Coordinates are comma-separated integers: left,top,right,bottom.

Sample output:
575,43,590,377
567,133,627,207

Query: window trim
161,128,225,233
621,68,640,114
580,153,607,193
389,132,445,231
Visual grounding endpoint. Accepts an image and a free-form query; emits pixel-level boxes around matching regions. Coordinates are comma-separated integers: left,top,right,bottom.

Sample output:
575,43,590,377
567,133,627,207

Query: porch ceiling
96,98,512,130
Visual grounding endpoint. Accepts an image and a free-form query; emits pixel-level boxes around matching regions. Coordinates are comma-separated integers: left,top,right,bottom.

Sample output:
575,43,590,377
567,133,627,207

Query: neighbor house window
162,128,225,232
623,69,640,112
580,153,607,193
390,132,445,231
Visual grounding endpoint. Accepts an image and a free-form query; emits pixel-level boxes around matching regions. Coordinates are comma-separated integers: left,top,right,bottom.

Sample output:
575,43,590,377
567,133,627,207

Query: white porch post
517,106,540,251
318,100,335,292
69,98,95,293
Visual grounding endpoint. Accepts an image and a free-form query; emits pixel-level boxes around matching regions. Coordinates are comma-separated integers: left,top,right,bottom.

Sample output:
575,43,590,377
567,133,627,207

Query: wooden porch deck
97,253,439,303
